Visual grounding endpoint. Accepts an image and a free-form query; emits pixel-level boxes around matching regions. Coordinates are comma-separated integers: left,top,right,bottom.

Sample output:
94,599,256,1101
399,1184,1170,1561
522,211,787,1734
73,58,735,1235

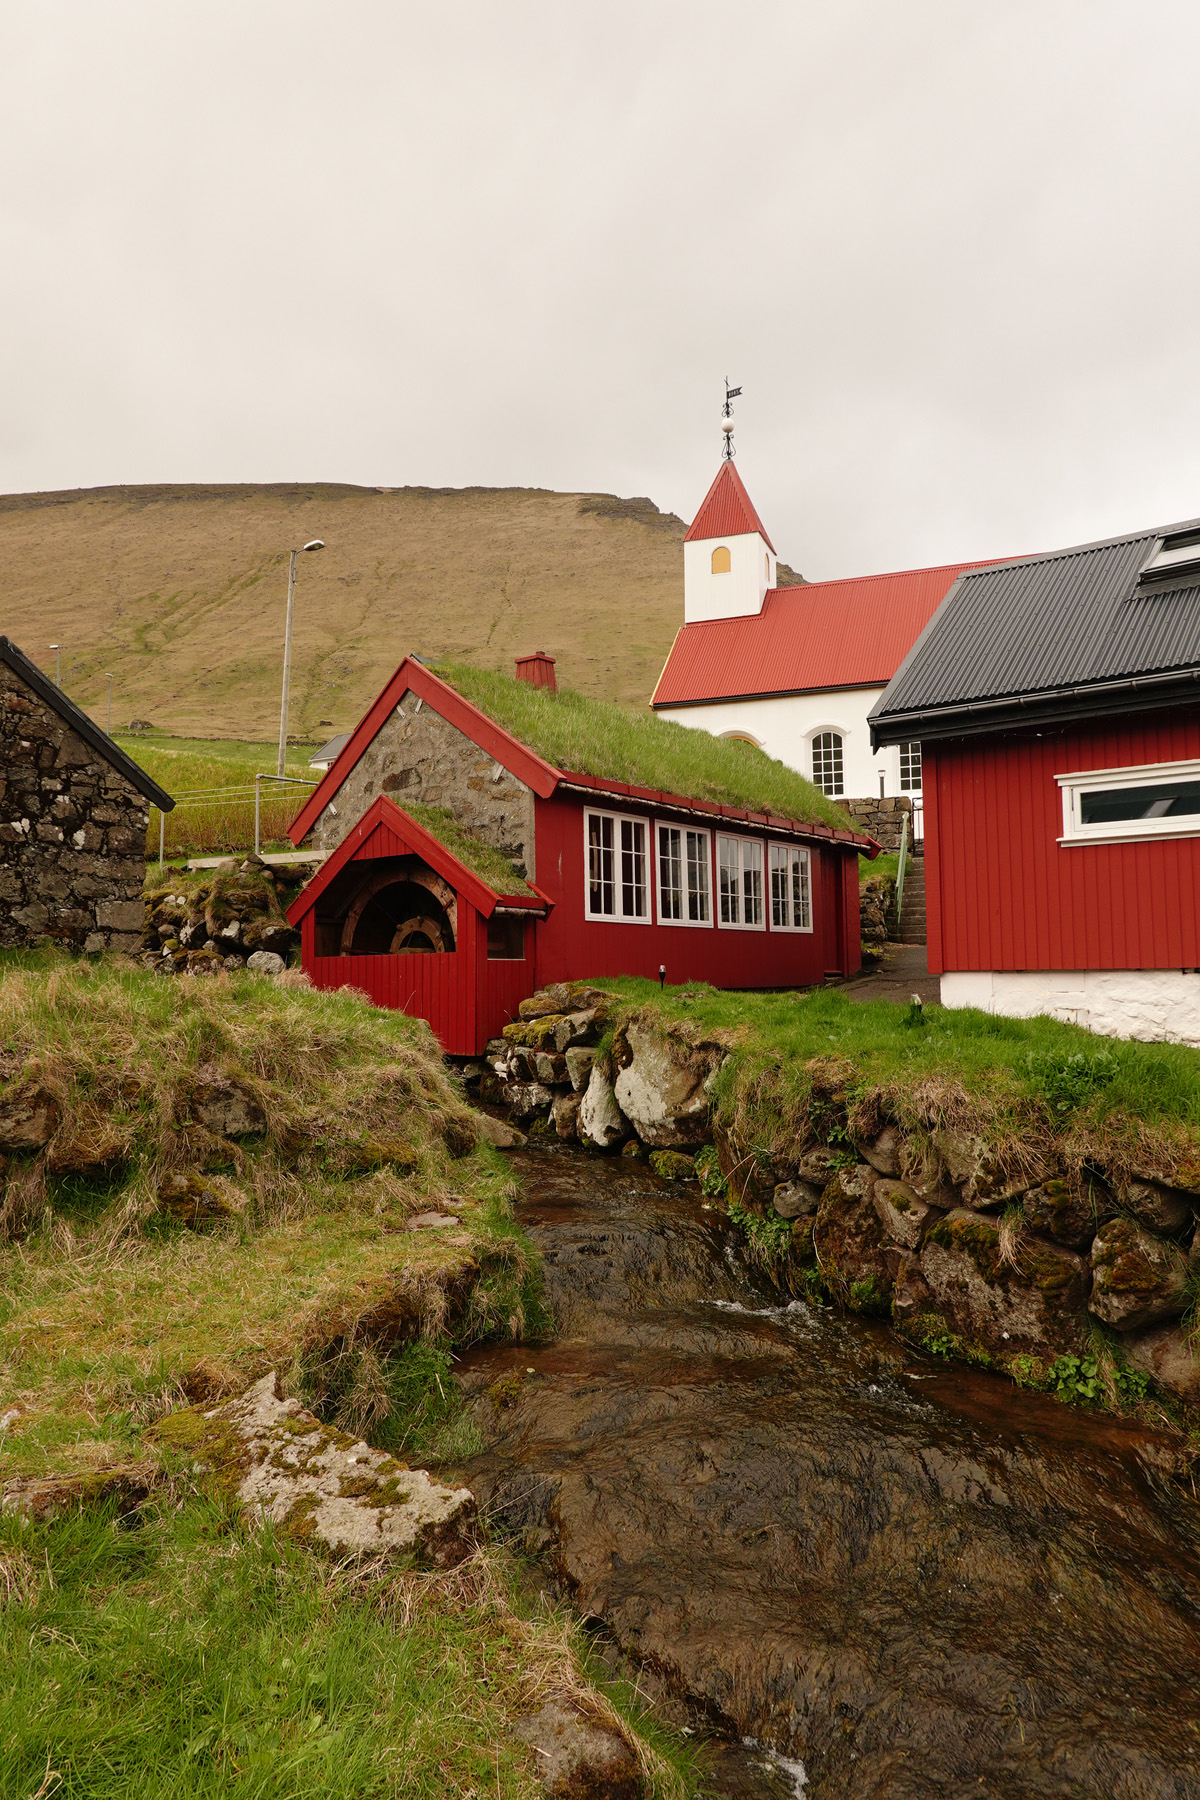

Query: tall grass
112,735,315,861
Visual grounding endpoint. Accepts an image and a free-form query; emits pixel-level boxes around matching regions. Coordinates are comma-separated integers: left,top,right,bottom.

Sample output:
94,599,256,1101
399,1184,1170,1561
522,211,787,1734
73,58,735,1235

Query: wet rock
813,1164,893,1308
246,949,286,977
854,1124,901,1177
621,1138,648,1161
649,1150,697,1182
932,1128,1040,1209
516,1700,642,1800
506,1082,555,1121
459,1063,484,1085
772,1179,822,1219
1125,1322,1200,1406
921,1208,1089,1358
565,1047,595,1092
578,1065,626,1150
1021,1179,1115,1251
472,1111,527,1149
552,1091,582,1141
890,1252,934,1326
156,1372,475,1563
1089,1217,1189,1332
611,1022,713,1148
1120,1179,1194,1238
191,1066,266,1138
0,1086,60,1151
872,1178,942,1251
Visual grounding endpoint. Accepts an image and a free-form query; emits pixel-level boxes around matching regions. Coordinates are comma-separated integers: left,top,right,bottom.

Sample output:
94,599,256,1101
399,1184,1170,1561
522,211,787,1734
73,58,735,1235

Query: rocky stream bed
446,1143,1200,1800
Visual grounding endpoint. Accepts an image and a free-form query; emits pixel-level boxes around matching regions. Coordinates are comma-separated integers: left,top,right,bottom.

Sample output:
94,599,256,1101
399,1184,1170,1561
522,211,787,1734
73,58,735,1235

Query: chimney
515,651,557,692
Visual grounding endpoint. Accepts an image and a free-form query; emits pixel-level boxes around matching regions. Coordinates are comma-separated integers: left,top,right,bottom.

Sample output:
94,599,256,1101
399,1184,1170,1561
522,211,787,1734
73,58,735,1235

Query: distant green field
114,734,317,860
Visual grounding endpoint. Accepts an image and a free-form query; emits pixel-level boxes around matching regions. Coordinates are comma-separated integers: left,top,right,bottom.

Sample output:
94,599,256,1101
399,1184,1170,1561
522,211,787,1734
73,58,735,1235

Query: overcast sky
4,2,1200,580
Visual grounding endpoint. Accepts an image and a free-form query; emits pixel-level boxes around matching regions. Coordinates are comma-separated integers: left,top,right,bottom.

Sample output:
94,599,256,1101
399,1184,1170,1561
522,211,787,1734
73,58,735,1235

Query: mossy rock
649,1150,697,1182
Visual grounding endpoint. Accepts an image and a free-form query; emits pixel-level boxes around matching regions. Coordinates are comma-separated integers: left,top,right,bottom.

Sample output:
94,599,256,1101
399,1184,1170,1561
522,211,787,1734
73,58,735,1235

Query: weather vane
721,380,741,460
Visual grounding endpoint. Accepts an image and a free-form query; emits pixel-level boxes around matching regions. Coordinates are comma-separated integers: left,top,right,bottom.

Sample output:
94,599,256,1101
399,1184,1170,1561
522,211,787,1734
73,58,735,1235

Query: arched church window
812,731,844,797
711,546,731,574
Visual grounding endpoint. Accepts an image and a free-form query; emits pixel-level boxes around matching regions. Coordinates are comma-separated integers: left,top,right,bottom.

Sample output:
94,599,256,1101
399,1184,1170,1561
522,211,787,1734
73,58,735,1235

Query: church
650,457,997,839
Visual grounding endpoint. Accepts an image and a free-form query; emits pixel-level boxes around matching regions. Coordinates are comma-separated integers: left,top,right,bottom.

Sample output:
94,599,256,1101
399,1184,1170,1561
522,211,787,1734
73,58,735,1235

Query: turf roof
435,661,849,831
403,801,538,897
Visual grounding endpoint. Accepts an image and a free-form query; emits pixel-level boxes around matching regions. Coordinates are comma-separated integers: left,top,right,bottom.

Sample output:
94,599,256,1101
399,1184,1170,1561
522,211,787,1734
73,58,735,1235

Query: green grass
436,661,850,830
0,1494,695,1799
111,734,315,861
404,804,537,897
861,850,899,886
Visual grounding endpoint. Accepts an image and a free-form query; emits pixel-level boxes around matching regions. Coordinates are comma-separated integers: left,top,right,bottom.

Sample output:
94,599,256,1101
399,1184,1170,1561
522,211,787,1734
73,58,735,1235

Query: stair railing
895,810,909,931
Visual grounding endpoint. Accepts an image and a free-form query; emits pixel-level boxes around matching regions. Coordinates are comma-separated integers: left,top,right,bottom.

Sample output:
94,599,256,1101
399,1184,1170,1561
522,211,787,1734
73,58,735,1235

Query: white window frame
583,808,652,922
1056,757,1200,846
769,843,813,933
899,740,922,794
811,730,845,798
656,822,713,929
716,833,766,931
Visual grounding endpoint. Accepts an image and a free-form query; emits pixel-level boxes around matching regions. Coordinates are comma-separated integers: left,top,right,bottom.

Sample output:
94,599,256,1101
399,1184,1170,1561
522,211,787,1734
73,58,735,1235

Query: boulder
1120,1179,1194,1238
565,1047,596,1092
155,1373,475,1564
872,1179,942,1251
932,1128,1041,1209
157,1171,243,1227
516,1700,642,1800
920,1208,1089,1359
1125,1323,1200,1407
854,1124,901,1177
246,950,286,977
578,1065,626,1150
1089,1218,1189,1332
813,1164,893,1308
891,1253,935,1328
611,1022,712,1148
795,1146,844,1187
505,1082,554,1121
0,1086,60,1152
773,1179,823,1219
533,1051,569,1085
190,1067,267,1138
551,1091,582,1141
1022,1180,1115,1251
518,984,573,1020
472,1111,527,1149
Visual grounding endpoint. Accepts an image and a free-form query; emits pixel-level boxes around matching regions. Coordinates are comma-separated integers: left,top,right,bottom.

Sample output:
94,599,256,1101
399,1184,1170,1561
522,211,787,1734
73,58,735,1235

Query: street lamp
277,540,324,777
105,674,114,735
48,644,60,688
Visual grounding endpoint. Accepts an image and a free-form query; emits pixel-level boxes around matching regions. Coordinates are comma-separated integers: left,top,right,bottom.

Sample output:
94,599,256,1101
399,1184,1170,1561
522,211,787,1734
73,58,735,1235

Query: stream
450,1144,1200,1800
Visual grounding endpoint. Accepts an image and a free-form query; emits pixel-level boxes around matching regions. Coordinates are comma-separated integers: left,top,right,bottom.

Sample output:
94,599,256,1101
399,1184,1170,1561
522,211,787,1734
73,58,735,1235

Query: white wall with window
655,687,917,801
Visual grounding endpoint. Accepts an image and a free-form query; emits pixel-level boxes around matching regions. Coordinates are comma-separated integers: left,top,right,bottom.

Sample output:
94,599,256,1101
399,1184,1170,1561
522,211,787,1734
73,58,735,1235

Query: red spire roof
684,461,776,554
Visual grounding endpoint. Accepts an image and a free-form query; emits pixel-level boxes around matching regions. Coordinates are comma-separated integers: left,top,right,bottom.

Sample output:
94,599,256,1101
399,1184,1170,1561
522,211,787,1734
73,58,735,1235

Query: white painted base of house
941,968,1200,1047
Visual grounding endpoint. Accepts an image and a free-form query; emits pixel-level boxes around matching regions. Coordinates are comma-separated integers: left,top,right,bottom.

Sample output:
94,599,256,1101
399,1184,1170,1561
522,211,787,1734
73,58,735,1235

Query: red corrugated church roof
683,461,776,554
652,557,1003,707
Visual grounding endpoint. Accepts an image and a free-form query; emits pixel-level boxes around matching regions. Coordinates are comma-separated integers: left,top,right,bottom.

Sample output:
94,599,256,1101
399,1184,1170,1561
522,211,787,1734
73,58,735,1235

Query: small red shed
871,518,1200,1044
288,655,874,1053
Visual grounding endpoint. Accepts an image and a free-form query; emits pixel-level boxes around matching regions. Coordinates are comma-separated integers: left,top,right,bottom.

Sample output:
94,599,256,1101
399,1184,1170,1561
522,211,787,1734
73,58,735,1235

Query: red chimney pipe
515,651,557,692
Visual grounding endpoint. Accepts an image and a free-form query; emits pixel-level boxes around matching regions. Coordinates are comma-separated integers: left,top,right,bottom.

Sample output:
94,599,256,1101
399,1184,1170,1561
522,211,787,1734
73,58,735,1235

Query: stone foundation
833,795,913,853
942,968,1200,1048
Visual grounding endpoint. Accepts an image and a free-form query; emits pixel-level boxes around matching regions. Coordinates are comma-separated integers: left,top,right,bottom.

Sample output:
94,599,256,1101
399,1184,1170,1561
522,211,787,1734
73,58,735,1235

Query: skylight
1138,529,1200,585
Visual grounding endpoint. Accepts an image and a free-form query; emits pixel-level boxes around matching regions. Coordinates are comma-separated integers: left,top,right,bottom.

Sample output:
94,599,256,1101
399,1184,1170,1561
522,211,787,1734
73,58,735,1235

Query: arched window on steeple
711,546,731,574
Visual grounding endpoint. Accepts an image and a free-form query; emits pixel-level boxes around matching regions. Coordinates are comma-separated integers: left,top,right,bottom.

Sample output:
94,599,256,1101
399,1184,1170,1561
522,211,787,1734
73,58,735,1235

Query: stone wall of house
833,795,913,853
306,690,538,879
0,662,150,953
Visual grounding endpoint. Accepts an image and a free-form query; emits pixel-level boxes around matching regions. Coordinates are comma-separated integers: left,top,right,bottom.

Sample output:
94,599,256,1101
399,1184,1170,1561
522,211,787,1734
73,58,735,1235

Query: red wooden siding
927,706,1200,974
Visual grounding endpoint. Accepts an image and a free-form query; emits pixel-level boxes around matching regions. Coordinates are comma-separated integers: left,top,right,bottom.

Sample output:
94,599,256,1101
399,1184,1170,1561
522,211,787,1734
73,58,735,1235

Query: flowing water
451,1146,1200,1799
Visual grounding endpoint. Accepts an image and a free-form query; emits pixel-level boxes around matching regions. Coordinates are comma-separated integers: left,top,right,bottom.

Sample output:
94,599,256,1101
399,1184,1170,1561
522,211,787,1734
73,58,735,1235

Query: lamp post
48,644,61,688
277,540,324,777
105,674,113,736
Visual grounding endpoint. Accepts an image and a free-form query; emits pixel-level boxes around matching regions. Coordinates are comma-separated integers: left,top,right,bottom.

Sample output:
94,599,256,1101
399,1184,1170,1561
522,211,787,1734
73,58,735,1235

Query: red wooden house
870,519,1200,1044
287,654,874,1053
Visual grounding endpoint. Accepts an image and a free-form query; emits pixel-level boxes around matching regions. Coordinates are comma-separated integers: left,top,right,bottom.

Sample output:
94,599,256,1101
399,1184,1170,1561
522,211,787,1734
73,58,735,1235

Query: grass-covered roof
435,661,850,832
402,802,538,898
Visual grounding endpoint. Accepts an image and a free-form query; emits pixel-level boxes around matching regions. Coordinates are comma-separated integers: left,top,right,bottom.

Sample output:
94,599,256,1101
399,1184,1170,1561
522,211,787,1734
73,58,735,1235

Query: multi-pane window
717,835,764,929
658,825,711,926
585,810,649,921
899,741,922,793
769,844,812,932
812,732,844,797
1057,758,1200,845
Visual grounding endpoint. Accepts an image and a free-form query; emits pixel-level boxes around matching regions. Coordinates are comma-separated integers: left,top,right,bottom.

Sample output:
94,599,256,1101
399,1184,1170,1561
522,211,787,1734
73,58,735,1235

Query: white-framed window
1057,758,1200,846
657,824,712,926
899,741,922,793
812,731,844,797
769,843,813,932
717,834,765,929
585,809,650,921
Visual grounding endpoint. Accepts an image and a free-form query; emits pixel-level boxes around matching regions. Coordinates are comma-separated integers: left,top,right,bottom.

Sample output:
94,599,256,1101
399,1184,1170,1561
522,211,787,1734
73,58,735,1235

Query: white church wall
657,686,907,799
683,533,773,624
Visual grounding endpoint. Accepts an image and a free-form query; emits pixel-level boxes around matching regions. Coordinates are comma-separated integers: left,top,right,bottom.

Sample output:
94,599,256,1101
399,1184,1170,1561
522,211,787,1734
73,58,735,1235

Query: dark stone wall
0,662,150,952
834,795,913,853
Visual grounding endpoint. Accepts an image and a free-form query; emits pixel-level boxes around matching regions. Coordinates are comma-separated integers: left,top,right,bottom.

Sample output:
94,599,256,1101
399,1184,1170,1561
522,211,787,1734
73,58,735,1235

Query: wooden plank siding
927,706,1200,974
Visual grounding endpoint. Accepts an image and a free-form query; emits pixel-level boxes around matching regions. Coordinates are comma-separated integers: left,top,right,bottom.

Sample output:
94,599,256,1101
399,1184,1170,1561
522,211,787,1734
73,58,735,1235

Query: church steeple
683,461,777,624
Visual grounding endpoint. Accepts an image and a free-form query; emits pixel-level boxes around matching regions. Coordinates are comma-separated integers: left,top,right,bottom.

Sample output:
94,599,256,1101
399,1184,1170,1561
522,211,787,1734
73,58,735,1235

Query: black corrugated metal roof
0,637,175,810
870,518,1200,744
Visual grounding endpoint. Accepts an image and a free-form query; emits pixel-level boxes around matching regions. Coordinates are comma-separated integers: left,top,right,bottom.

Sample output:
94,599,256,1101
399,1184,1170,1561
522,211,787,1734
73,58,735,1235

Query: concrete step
897,860,927,946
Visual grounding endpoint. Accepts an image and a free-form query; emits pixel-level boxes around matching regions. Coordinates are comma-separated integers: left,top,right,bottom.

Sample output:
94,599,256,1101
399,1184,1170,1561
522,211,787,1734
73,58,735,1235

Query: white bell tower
683,459,778,626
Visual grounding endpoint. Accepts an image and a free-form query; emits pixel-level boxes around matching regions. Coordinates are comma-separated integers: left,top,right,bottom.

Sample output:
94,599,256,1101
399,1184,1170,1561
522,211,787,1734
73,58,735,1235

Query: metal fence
149,773,317,864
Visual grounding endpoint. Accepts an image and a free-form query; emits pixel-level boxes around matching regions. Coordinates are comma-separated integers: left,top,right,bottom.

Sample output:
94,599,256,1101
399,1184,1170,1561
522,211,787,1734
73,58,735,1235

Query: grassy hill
0,482,713,740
